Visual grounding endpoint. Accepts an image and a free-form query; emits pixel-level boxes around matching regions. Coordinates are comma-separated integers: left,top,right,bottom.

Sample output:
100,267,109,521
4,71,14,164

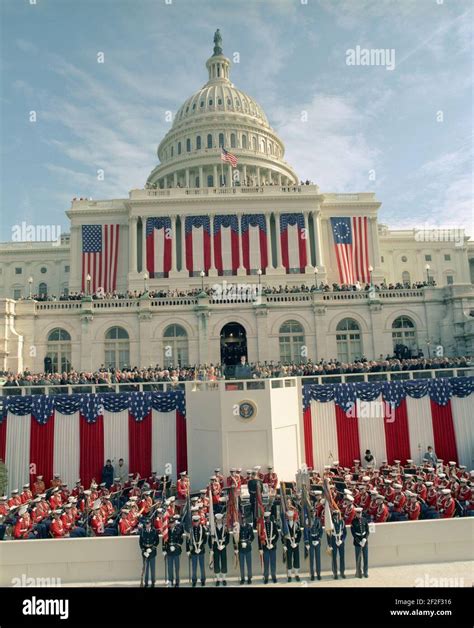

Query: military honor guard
329,509,346,579
304,507,323,581
187,514,208,587
282,510,301,582
259,511,279,584
139,516,159,587
236,517,254,584
351,506,370,578
163,517,183,587
209,512,229,586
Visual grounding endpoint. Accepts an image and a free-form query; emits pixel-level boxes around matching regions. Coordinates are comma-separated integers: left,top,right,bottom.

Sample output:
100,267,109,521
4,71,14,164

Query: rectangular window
65,265,70,272
15,267,22,274
446,275,454,285
444,254,451,261
13,289,22,299
425,255,432,261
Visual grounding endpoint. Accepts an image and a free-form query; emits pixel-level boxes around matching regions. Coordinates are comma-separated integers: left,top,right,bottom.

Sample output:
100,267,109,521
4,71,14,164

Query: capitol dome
146,30,298,189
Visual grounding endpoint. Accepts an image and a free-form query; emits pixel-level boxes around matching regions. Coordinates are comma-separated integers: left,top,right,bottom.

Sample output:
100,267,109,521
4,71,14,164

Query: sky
0,0,472,241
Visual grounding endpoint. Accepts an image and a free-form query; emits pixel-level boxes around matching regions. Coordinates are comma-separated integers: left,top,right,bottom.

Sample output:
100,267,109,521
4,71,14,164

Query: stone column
265,212,273,271
69,224,81,292
278,173,282,186
303,211,312,273
141,217,147,274
199,166,203,188
237,213,246,276
173,172,178,187
129,216,138,273
274,212,285,272
213,165,218,188
171,215,177,272
256,167,261,186
228,164,232,187
185,169,190,188
243,165,247,186
209,214,217,277
180,216,187,273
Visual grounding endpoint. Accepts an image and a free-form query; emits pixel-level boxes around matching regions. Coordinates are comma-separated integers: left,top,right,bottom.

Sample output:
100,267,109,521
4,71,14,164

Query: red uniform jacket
14,513,31,539
20,489,33,503
51,519,66,538
407,502,420,520
374,504,389,523
440,497,455,519
392,493,406,512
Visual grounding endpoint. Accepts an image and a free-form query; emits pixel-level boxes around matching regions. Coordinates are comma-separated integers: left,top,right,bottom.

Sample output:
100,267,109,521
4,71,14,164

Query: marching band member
32,475,45,496
20,483,33,503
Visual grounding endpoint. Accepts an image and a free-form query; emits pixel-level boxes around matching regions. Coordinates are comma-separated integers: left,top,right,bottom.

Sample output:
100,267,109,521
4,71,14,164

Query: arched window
207,134,213,148
163,324,188,367
336,318,362,362
252,136,257,150
242,135,247,149
196,135,201,150
207,174,214,187
402,271,411,285
104,327,130,369
392,316,417,353
279,320,305,363
230,133,236,148
171,146,174,157
47,328,72,372
186,138,191,152
177,141,181,155
218,133,225,147
38,282,47,298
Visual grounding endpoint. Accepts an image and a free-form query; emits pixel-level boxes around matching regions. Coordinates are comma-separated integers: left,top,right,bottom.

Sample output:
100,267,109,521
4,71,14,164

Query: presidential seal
238,400,257,421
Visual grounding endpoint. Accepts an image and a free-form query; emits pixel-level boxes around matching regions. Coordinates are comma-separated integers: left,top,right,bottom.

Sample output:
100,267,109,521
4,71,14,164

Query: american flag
330,216,370,284
241,214,268,272
280,213,307,273
185,216,211,274
82,224,120,293
146,217,172,278
221,147,238,167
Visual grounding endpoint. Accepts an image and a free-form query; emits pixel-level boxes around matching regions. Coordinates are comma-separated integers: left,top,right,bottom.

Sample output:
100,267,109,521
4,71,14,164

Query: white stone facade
0,37,473,372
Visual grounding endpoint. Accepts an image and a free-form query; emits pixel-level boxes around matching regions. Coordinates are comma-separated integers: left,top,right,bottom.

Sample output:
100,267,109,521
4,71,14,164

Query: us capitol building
1,32,473,373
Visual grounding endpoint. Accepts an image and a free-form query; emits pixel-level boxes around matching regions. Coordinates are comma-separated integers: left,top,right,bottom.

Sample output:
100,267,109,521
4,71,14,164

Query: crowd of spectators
1,356,470,394
19,279,437,304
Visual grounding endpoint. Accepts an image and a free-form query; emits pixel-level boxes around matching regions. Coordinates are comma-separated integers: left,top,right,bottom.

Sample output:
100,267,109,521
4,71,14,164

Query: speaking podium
185,377,302,489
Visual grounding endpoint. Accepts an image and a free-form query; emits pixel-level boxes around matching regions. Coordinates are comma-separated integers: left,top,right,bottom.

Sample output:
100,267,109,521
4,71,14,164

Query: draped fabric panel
176,410,188,475
406,396,434,463
5,413,31,494
103,409,129,469
356,397,387,466
128,411,152,479
302,406,314,469
29,413,55,489
53,411,80,491
383,399,411,465
79,414,104,489
430,400,458,465
335,404,361,468
310,401,339,472
0,416,7,462
450,397,474,469
152,410,176,476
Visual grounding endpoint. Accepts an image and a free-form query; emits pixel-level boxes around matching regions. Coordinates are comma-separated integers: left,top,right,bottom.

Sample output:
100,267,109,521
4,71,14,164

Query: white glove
162,551,166,556
196,548,200,554
291,542,297,549
187,551,190,556
170,546,175,552
268,544,273,550
312,540,319,546
360,538,366,547
242,542,247,549
336,540,342,547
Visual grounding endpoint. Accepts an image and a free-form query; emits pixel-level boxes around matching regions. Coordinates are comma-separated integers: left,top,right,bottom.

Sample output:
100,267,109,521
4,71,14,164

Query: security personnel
351,506,370,578
329,509,346,579
163,517,183,587
236,518,254,584
209,513,229,586
282,510,301,582
304,509,323,581
259,511,279,584
247,470,263,527
139,516,159,587
186,514,207,587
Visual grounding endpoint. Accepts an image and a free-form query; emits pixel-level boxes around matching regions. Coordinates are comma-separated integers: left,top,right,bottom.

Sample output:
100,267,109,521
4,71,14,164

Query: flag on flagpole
81,224,120,293
330,216,370,284
221,147,238,167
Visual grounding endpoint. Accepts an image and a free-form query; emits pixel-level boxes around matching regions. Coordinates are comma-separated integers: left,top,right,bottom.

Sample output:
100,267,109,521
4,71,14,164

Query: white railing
1,368,471,397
